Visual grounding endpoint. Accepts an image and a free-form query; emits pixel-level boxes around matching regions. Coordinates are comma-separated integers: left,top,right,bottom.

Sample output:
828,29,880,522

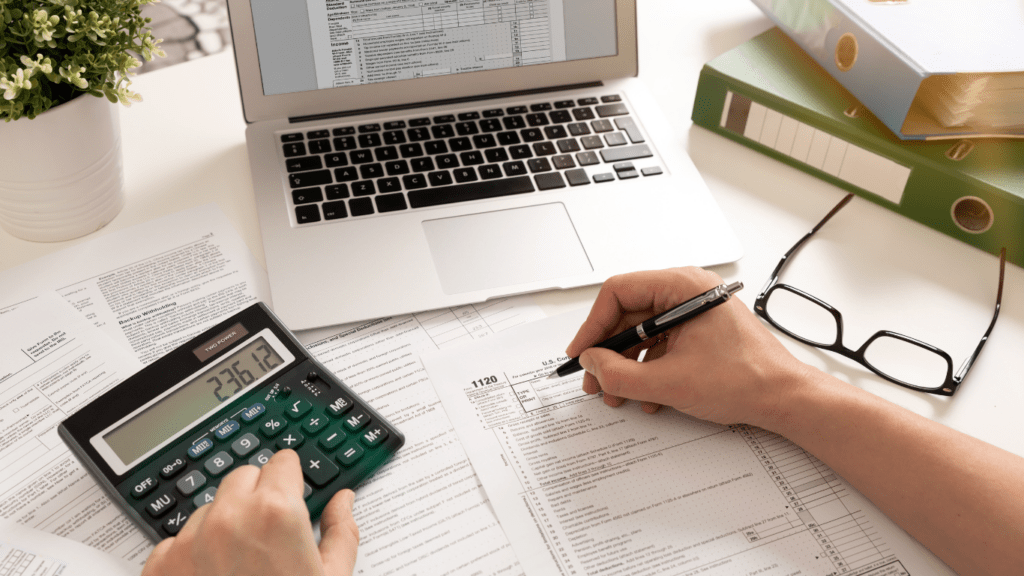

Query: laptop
226,0,743,330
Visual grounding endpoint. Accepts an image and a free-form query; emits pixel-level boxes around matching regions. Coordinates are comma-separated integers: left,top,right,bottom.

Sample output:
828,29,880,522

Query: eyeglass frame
753,193,1006,396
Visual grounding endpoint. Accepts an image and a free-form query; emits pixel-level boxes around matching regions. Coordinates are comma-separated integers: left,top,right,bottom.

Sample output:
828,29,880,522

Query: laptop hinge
288,81,604,124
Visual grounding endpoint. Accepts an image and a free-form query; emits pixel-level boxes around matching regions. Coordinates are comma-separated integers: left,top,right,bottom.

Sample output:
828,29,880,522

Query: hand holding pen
561,268,804,423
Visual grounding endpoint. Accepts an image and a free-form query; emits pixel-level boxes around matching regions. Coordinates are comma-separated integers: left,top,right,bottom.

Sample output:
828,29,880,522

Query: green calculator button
297,445,340,487
193,487,217,509
204,451,234,476
326,396,354,417
248,449,274,468
277,429,305,450
259,416,286,438
302,414,329,436
231,433,260,457
361,426,388,448
337,442,364,467
318,427,347,452
342,411,370,432
283,398,313,420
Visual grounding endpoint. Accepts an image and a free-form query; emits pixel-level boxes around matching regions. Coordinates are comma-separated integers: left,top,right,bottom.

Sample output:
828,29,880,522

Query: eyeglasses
754,193,1005,396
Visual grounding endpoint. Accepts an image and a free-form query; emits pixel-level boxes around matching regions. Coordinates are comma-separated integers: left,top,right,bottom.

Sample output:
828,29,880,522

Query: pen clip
654,282,743,326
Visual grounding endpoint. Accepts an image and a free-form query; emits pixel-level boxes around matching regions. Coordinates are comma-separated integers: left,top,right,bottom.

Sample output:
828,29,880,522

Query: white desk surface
2,0,1021,457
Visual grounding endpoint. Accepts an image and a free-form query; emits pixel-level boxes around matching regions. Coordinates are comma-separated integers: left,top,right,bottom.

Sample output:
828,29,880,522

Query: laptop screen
251,0,618,96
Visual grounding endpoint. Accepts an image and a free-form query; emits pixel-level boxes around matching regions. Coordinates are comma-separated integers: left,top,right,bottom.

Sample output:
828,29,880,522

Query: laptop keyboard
280,95,664,225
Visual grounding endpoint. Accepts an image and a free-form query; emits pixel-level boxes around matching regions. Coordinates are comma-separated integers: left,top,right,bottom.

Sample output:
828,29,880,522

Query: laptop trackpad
422,203,593,295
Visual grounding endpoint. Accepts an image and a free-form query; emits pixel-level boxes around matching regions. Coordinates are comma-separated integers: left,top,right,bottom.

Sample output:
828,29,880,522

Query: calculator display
103,337,285,465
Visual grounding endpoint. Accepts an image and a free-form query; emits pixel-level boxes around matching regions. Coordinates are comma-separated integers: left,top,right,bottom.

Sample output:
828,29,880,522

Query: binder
692,28,1024,268
750,0,1024,141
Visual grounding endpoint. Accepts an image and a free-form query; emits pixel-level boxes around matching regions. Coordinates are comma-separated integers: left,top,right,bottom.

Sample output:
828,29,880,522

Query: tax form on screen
421,309,957,576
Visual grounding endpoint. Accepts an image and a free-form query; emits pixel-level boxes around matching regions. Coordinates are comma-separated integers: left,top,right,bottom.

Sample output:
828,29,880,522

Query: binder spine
693,67,1024,268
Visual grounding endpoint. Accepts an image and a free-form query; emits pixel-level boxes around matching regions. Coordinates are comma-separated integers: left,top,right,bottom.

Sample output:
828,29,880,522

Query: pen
546,281,744,380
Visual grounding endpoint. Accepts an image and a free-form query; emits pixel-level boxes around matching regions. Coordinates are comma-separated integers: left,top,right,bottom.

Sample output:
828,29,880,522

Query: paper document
0,204,272,366
300,296,545,575
0,518,136,576
0,293,150,568
422,309,956,576
305,0,567,89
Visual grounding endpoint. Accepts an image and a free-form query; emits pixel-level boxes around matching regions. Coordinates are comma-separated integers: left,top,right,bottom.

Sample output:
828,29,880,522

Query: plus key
297,445,340,487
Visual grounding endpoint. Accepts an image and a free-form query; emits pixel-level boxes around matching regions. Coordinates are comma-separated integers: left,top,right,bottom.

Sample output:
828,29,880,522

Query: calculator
58,303,404,542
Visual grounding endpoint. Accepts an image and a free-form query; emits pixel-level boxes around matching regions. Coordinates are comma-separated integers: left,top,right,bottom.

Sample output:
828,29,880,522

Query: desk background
2,0,1021,457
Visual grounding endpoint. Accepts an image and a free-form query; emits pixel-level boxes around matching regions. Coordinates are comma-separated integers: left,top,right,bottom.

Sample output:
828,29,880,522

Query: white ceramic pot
0,93,125,242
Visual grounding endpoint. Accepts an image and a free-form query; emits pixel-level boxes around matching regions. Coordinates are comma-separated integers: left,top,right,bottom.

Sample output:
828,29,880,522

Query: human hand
566,268,818,428
141,450,359,576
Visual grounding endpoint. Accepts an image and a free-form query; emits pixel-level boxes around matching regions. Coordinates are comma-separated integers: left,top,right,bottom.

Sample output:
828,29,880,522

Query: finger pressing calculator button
231,433,260,457
249,449,275,468
214,420,241,440
327,396,355,417
277,430,306,450
259,415,287,438
193,487,217,509
164,510,190,536
187,438,215,460
319,427,347,452
204,451,235,476
284,398,313,420
160,458,187,480
240,403,266,423
337,442,364,467
130,476,159,499
361,427,389,448
343,411,370,432
297,445,340,488
302,415,328,436
145,493,176,518
177,470,207,496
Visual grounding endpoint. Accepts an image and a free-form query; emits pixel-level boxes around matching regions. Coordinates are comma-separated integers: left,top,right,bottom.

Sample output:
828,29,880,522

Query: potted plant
0,0,164,242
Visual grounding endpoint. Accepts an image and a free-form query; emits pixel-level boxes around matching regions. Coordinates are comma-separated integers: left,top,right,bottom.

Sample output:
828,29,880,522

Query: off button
130,476,159,499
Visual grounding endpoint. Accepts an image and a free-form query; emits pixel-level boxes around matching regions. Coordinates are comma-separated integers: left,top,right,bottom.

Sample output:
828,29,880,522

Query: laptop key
530,103,552,112
376,194,408,213
409,118,431,127
460,151,484,166
324,153,348,167
473,134,497,149
479,164,503,180
408,127,431,142
503,161,527,177
602,95,623,103
453,168,478,183
458,112,480,121
384,131,407,145
509,145,533,160
577,97,599,106
309,139,331,154
433,115,456,124
352,181,376,196
485,148,509,163
497,131,521,146
295,205,321,224
591,119,614,133
334,167,358,182
323,201,348,220
350,150,374,164
482,109,504,118
568,122,591,136
407,176,535,208
375,147,399,161
642,167,664,177
455,122,479,136
594,173,615,183
411,157,435,172
286,156,323,173
359,123,381,133
526,113,549,127
576,151,600,166
449,138,472,152
349,197,374,217
535,172,567,190
528,158,553,173
596,103,629,117
506,106,528,115
333,127,355,136
425,141,448,155
605,132,628,147
431,125,455,139
358,133,382,148
557,139,581,153
503,116,526,130
282,133,304,142
334,136,356,150
544,125,568,140
400,143,424,158
386,160,410,175
403,174,428,189
480,119,503,132
384,121,407,130
601,144,653,163
618,170,640,180
377,178,402,193
533,142,556,156
428,171,454,186
521,128,544,143
326,184,349,200
283,142,306,157
555,100,576,109
359,164,384,179
615,117,645,143
581,136,604,150
289,171,331,189
549,110,572,124
292,188,323,205
436,155,459,169
573,107,596,121
566,169,590,186
552,155,576,170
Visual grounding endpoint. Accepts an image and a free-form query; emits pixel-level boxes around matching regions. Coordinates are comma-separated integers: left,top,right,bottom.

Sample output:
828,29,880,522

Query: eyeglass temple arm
760,194,856,296
955,247,1006,382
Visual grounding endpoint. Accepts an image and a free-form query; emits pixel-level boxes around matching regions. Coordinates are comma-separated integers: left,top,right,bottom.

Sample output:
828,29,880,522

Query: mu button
297,445,340,487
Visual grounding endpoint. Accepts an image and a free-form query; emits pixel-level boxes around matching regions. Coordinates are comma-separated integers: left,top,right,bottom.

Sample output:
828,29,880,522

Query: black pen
546,282,744,379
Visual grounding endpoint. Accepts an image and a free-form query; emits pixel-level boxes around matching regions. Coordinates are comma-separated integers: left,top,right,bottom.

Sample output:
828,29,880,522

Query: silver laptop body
227,0,742,330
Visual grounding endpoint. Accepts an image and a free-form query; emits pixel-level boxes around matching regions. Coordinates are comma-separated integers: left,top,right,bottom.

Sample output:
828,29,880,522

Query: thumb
319,489,360,576
580,347,665,404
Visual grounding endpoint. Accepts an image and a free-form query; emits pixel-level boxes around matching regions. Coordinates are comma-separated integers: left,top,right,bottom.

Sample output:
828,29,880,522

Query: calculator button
342,411,370,432
326,396,355,417
240,403,266,423
361,427,389,448
177,470,207,496
204,452,235,476
302,415,329,436
193,487,217,509
277,430,306,450
337,442,364,467
249,449,275,468
130,476,159,499
259,415,287,438
297,445,340,488
231,433,260,457
187,438,215,460
319,427,347,452
159,458,187,480
145,493,177,518
284,398,313,420
304,483,313,500
164,510,190,536
214,420,241,441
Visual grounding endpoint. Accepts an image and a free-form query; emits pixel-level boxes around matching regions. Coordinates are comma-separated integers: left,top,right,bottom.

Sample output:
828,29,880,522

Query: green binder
692,28,1024,268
